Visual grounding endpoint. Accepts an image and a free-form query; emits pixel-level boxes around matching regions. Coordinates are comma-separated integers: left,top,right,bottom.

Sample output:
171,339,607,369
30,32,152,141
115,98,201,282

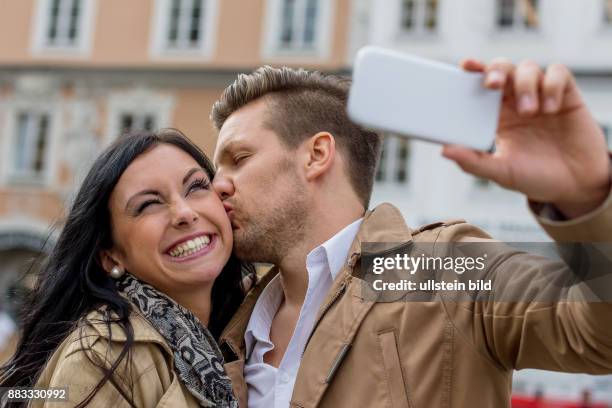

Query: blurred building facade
0,0,355,365
0,0,353,312
358,0,612,241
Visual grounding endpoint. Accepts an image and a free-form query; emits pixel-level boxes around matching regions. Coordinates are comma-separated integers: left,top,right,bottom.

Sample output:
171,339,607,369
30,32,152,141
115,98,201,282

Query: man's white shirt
244,218,363,408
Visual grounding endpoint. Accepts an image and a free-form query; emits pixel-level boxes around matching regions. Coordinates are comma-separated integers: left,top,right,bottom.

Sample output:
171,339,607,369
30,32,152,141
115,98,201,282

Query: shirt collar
244,275,283,359
306,217,363,282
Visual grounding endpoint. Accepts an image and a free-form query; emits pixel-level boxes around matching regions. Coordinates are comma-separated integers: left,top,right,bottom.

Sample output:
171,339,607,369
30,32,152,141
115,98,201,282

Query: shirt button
280,373,290,383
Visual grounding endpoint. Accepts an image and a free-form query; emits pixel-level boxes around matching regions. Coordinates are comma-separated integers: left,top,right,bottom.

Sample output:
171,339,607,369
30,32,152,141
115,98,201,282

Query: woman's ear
99,249,122,275
304,132,336,181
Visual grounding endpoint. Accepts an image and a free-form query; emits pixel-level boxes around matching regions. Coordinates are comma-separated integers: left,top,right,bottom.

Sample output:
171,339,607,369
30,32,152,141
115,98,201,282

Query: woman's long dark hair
0,129,249,406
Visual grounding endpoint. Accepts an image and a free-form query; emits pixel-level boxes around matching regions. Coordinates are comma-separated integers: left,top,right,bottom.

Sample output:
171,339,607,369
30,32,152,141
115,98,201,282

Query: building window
395,138,410,182
44,0,82,47
376,138,388,182
605,0,612,25
278,0,320,50
166,0,206,50
601,123,611,149
497,0,539,30
151,0,218,57
376,135,410,184
106,89,174,143
400,0,438,33
32,0,95,54
10,112,50,181
263,0,333,58
119,113,158,135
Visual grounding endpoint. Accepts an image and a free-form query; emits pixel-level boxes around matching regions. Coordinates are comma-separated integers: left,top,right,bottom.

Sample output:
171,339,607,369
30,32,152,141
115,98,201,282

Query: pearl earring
110,266,125,279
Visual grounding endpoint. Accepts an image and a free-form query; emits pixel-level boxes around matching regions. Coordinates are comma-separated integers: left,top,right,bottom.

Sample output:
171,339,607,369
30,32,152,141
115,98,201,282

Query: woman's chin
160,267,222,290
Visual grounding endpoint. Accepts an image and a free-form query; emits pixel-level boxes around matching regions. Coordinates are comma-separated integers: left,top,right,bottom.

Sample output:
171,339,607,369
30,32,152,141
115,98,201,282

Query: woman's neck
166,284,213,327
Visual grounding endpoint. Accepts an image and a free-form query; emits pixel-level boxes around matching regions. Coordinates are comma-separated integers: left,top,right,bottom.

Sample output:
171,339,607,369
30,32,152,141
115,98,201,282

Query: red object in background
512,394,609,408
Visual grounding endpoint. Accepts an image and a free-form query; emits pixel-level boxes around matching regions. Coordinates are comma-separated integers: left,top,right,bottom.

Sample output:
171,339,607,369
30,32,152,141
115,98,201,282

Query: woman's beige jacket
32,308,200,407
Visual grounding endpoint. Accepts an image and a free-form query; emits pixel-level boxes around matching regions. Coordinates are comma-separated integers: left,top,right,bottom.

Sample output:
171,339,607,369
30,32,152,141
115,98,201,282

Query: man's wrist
542,155,612,220
554,189,611,219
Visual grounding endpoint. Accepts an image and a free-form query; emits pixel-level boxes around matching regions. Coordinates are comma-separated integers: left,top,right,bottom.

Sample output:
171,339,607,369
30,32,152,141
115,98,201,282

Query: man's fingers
441,145,501,182
481,58,579,115
513,60,543,116
542,64,572,114
460,59,485,72
483,58,514,89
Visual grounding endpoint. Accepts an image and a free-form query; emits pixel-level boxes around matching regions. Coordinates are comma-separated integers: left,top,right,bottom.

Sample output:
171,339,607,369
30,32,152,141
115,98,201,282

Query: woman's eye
136,199,161,214
234,154,249,165
187,178,210,194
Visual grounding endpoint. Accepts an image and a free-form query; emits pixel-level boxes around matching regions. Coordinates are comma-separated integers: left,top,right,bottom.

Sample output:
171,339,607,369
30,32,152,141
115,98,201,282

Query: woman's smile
164,233,218,263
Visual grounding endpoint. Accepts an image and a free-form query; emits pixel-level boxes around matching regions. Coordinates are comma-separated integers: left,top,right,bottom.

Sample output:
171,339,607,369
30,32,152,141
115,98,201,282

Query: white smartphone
347,46,502,151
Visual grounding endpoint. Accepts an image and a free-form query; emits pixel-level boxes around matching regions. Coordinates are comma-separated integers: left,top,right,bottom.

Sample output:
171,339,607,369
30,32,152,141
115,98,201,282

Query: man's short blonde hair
211,66,382,208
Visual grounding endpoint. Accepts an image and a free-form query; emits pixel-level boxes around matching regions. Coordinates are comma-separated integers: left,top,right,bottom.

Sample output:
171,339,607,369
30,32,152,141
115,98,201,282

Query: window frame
262,0,335,59
495,0,541,33
0,98,61,187
31,0,96,56
398,0,439,36
150,0,219,59
11,111,51,182
375,137,389,182
375,134,411,185
601,122,611,150
105,89,175,145
277,0,319,50
604,0,612,28
118,112,159,136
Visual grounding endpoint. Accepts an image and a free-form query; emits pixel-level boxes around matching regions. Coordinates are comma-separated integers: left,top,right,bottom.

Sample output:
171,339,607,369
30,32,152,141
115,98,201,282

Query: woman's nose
170,199,199,227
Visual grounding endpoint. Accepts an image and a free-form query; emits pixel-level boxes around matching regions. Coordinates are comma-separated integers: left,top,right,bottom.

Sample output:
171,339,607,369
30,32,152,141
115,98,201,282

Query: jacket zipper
300,251,361,357
301,278,348,357
299,242,411,357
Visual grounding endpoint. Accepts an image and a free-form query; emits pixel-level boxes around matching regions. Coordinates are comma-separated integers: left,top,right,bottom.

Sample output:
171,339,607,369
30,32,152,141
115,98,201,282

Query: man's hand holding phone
442,59,611,219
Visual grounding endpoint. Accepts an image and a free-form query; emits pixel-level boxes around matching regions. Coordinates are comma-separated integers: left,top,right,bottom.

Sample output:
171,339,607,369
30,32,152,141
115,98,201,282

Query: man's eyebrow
216,140,249,161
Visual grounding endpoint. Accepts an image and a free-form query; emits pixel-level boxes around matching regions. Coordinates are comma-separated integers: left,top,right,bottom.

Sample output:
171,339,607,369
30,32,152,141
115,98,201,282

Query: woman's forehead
111,145,205,203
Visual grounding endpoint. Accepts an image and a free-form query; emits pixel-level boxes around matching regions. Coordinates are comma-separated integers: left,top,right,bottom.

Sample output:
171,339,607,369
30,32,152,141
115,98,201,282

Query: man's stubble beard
232,165,309,264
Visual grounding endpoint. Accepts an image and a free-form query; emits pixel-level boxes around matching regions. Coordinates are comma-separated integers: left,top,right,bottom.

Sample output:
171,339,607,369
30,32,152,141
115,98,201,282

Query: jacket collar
77,307,173,356
346,202,413,267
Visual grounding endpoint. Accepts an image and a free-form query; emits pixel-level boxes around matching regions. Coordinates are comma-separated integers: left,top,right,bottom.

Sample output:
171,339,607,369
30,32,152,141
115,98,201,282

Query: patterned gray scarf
116,273,238,408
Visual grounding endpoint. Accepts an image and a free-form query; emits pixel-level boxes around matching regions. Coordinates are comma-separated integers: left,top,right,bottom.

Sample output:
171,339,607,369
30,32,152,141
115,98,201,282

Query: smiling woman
0,129,252,407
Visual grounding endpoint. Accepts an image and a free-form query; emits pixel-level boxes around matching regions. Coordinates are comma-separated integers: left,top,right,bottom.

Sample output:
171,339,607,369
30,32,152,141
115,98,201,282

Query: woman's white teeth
168,235,211,258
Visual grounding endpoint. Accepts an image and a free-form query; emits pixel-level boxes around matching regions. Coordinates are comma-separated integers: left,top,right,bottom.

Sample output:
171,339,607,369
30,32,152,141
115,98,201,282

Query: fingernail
544,97,557,113
486,71,505,86
519,95,536,113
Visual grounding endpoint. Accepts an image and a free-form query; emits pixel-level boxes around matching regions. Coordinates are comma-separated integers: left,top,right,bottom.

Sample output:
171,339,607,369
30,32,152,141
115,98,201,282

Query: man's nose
170,199,199,227
212,172,235,200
